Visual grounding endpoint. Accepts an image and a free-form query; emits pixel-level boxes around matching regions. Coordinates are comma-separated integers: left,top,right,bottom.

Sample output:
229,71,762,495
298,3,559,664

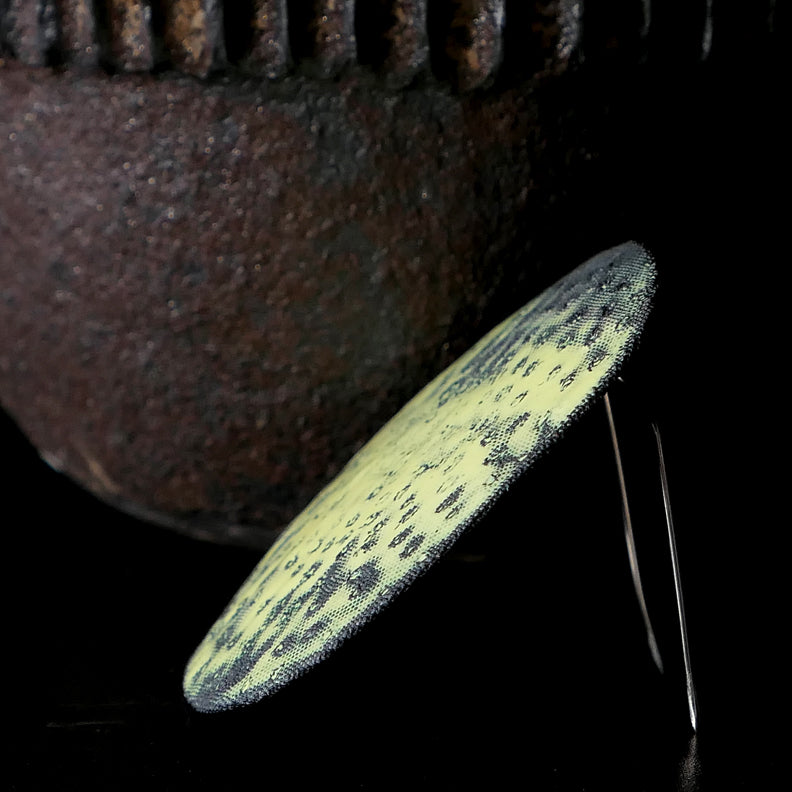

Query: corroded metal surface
0,62,551,546
438,0,505,91
1,1,780,546
378,0,429,84
0,0,581,84
305,0,357,76
247,0,290,79
1,0,59,67
161,0,225,77
55,0,98,69
107,0,154,72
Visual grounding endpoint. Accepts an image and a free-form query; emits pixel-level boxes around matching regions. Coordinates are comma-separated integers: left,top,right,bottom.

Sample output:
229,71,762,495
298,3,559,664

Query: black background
4,13,786,791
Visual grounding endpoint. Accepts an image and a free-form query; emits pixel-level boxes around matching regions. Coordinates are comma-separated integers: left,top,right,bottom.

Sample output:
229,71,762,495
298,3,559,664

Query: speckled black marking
346,561,383,599
306,556,350,618
507,412,532,434
399,535,426,559
435,485,464,514
389,527,413,548
272,633,298,658
398,505,419,524
361,518,388,552
302,619,330,643
483,444,523,470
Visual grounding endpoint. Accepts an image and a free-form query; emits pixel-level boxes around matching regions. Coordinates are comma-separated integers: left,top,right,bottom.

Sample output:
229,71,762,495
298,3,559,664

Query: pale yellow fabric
184,242,656,711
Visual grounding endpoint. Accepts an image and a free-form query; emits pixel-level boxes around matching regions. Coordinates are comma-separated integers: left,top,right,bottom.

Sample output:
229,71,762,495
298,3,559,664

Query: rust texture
0,62,553,546
0,1,581,87
107,0,154,72
248,0,290,79
444,1,504,92
161,0,225,77
380,0,429,84
2,1,765,547
529,1,582,75
2,0,59,67
54,0,97,68
305,0,357,76
552,0,583,65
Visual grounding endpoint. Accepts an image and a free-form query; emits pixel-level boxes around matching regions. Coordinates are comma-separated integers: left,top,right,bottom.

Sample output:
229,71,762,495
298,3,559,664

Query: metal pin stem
603,392,664,674
652,423,699,732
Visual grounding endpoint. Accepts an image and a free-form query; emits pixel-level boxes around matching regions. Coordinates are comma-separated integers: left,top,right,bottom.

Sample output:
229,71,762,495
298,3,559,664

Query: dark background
4,7,786,791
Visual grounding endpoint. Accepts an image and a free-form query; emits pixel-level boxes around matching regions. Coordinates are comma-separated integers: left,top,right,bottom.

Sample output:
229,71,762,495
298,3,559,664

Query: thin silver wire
603,392,664,674
652,423,699,732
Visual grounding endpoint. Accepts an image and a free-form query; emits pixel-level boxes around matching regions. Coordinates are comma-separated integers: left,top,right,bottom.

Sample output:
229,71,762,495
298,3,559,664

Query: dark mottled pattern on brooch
184,242,656,711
